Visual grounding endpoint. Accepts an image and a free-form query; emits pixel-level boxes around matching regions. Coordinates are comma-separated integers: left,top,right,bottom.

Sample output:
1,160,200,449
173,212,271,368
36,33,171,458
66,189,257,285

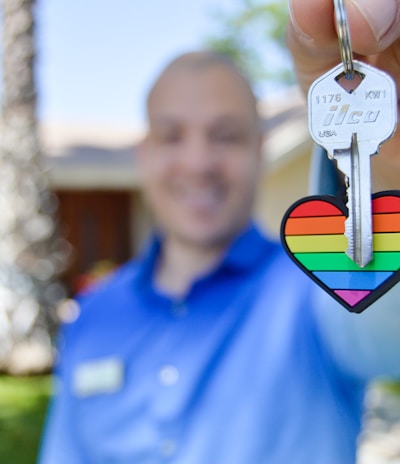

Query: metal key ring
333,0,354,78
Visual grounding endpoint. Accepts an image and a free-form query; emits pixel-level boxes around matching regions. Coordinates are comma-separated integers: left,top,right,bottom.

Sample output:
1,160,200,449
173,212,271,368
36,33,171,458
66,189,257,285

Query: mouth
174,184,225,214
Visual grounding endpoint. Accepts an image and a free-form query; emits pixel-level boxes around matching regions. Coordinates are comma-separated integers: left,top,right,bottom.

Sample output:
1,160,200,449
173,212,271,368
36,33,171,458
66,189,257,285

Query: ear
255,129,265,162
135,133,150,167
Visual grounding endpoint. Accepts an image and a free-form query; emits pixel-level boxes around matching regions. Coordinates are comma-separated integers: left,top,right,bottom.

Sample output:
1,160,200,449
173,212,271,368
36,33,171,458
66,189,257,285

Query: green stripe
294,252,400,271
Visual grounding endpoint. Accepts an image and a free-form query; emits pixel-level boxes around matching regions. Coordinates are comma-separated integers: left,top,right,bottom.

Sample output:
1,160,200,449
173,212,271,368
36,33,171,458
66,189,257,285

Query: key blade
308,60,397,269
344,134,373,268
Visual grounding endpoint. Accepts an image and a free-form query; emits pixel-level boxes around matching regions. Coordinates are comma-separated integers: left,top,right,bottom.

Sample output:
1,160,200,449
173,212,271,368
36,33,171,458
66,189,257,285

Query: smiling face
139,53,263,250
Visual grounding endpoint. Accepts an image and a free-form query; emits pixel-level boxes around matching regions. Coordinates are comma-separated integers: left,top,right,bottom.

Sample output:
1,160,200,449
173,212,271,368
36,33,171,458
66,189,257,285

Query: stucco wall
254,149,313,237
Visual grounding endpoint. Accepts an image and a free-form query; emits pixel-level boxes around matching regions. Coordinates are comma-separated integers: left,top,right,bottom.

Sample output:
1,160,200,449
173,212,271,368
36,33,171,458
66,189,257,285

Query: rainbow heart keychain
280,0,400,313
281,192,400,313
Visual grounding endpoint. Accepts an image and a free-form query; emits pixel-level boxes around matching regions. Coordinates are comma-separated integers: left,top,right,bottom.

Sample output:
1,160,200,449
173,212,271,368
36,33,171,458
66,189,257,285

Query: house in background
40,87,313,293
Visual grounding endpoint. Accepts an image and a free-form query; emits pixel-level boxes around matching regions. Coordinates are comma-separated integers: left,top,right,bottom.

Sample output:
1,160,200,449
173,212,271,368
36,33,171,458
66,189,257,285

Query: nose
180,134,217,175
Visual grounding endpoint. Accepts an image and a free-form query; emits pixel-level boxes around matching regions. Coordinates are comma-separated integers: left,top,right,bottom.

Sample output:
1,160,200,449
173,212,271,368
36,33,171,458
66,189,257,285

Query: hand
287,0,400,190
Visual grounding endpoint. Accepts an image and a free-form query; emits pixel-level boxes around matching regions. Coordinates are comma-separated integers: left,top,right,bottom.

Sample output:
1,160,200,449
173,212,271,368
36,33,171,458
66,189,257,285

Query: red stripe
373,196,400,214
289,200,343,218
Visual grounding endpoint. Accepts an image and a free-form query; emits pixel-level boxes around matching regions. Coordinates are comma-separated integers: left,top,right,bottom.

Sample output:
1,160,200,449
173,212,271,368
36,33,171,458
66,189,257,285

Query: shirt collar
136,222,275,285
218,222,275,272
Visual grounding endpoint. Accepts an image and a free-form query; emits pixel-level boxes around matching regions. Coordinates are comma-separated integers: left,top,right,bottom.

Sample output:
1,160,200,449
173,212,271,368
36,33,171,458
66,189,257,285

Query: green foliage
383,381,400,396
0,375,52,463
205,0,293,86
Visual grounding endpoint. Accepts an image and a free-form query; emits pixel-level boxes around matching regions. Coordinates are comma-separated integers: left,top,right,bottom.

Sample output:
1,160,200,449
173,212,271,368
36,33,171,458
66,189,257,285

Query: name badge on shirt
73,357,124,397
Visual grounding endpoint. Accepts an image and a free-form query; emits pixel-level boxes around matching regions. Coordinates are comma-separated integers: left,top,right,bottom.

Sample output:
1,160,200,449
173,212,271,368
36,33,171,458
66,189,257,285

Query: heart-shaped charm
281,191,400,313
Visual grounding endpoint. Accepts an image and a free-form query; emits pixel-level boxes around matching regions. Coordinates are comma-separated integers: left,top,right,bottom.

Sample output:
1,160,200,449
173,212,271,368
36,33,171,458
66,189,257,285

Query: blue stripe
313,271,393,290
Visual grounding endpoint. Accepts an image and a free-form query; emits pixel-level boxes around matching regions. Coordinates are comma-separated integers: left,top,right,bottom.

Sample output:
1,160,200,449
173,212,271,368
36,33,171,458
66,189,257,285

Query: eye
211,129,245,145
153,129,182,145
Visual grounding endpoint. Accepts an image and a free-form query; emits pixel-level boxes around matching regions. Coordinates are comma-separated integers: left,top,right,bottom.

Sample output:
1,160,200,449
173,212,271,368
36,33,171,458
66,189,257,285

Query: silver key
308,60,397,267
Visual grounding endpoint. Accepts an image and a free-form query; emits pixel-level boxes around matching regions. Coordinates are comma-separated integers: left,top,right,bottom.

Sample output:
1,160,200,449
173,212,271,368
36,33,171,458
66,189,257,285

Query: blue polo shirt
39,222,374,464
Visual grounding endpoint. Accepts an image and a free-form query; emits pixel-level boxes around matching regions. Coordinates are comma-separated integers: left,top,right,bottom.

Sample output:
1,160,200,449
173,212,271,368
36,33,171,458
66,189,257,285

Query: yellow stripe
374,233,400,251
286,232,400,253
285,234,347,253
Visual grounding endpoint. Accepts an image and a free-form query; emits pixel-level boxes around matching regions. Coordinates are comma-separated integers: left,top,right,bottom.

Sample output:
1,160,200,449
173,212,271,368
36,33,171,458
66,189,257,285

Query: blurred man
40,1,400,463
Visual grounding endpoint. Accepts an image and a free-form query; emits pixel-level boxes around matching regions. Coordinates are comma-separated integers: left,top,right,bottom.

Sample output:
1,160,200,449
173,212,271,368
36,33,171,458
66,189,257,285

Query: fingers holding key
288,0,400,94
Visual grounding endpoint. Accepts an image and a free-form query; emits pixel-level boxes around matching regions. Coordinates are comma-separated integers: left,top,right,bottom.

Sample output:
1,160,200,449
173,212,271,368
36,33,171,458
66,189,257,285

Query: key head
308,60,397,156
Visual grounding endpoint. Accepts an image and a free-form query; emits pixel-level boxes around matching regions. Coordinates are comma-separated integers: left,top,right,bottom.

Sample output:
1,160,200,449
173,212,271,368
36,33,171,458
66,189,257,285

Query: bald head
146,51,258,120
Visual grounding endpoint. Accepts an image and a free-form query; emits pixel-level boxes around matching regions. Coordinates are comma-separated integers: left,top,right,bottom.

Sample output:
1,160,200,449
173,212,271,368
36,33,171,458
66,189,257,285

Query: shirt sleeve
38,332,85,464
309,144,400,381
311,284,400,381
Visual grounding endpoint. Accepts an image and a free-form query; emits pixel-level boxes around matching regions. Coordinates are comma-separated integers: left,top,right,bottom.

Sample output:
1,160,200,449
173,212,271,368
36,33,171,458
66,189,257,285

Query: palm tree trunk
1,0,68,373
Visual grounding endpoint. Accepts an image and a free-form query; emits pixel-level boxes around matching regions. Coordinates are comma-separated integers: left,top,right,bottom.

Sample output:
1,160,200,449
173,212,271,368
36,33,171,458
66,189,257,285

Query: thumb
347,0,400,49
288,0,400,92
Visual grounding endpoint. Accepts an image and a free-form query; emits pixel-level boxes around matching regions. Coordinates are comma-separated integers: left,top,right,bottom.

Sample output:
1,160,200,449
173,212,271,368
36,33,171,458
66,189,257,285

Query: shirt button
159,439,177,457
171,300,187,317
158,364,180,386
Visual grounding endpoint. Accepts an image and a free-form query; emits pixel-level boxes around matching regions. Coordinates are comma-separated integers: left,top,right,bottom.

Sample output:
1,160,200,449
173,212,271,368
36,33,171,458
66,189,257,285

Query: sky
35,0,245,129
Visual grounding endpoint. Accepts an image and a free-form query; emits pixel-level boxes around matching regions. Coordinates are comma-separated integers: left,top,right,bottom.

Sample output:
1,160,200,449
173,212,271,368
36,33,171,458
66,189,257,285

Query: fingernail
350,0,398,41
288,0,313,42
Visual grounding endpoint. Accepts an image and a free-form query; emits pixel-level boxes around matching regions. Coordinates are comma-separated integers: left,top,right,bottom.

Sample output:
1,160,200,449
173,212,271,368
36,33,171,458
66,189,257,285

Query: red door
55,190,134,293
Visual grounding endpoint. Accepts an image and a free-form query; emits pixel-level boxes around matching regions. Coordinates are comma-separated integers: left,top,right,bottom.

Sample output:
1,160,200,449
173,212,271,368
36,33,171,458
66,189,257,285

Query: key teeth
344,205,373,268
344,199,354,258
344,218,354,258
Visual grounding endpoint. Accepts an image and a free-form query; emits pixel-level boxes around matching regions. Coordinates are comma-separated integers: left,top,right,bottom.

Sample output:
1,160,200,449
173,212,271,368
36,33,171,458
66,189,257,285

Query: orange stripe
285,215,345,236
373,213,400,233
